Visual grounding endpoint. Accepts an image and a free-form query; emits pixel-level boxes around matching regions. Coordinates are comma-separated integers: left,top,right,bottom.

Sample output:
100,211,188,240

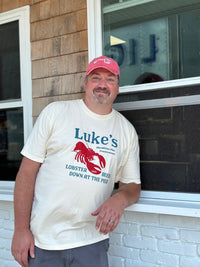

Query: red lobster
73,141,106,175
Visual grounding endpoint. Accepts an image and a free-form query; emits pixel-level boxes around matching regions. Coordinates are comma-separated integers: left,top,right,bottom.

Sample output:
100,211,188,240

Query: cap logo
93,58,112,65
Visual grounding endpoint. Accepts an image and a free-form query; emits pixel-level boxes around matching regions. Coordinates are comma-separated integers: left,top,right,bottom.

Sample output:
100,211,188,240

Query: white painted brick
109,233,124,245
180,229,200,243
160,215,200,230
0,249,13,260
0,210,9,220
108,255,125,267
126,259,157,267
124,236,156,250
124,211,159,224
141,225,179,240
3,219,14,230
114,222,139,235
0,260,20,267
109,244,140,260
180,256,200,267
158,240,197,256
141,249,179,266
0,239,11,250
0,229,13,239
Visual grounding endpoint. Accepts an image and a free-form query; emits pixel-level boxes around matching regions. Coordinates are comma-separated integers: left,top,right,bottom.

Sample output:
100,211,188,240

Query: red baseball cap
86,56,120,78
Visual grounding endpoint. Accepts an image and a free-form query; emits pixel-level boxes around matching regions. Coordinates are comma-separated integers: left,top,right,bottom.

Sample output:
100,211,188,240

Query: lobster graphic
73,141,106,175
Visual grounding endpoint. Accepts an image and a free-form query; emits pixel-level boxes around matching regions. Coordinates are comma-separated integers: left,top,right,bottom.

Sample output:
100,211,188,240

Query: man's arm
91,182,141,235
11,157,41,267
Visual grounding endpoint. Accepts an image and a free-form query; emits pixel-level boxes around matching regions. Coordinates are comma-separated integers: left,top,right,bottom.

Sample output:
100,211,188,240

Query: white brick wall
0,201,200,267
108,211,200,267
0,201,20,267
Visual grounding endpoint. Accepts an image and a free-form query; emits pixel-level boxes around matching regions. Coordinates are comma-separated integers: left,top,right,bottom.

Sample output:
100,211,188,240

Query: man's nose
98,78,107,87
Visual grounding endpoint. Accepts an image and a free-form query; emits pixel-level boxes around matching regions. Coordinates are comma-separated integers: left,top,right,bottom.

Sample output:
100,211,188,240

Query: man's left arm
91,182,141,234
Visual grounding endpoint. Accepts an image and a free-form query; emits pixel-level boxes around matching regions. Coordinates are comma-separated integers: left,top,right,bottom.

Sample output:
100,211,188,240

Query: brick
0,249,13,261
0,229,13,239
160,214,200,230
141,249,179,266
124,236,156,250
109,233,124,246
180,256,200,267
113,222,139,235
180,229,200,243
141,225,179,240
0,239,12,250
158,240,197,256
126,259,158,267
124,211,159,224
0,210,9,220
109,244,139,260
108,255,125,267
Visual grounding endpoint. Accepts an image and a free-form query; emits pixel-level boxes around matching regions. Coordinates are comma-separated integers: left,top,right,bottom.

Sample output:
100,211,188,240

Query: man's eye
92,77,100,81
108,78,115,83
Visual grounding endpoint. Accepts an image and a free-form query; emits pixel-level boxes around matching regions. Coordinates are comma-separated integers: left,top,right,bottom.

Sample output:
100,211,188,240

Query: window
0,6,32,189
87,0,200,211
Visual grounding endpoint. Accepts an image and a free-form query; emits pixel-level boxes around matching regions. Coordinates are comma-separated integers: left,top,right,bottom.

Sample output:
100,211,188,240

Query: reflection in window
102,0,200,86
0,21,21,100
0,109,23,180
120,104,200,193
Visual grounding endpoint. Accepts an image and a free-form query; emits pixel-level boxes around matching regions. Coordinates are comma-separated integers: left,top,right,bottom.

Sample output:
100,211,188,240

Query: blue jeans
28,239,109,267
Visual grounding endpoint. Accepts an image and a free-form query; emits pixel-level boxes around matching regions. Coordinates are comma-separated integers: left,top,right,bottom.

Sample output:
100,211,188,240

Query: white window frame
0,6,32,201
87,0,200,217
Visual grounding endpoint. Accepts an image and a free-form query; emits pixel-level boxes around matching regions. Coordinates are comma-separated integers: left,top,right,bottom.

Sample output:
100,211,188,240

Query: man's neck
83,98,112,115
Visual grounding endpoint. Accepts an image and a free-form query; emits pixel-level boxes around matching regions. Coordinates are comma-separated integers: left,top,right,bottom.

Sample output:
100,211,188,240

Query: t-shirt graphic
73,141,106,175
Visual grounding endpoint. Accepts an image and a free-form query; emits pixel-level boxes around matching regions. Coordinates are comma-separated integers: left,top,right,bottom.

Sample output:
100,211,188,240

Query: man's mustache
93,87,110,95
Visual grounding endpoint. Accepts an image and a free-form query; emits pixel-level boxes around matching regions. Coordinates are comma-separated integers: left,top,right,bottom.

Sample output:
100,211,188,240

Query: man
11,56,141,267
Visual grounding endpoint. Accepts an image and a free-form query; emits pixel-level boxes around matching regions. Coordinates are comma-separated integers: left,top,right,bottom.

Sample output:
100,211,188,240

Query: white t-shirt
21,99,140,250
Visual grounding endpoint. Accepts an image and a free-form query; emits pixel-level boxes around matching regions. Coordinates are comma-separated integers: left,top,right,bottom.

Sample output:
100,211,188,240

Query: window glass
0,21,21,100
0,108,23,180
102,0,200,86
120,103,200,193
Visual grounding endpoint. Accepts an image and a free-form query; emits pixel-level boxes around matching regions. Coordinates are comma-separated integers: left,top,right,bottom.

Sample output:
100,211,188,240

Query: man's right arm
11,157,41,267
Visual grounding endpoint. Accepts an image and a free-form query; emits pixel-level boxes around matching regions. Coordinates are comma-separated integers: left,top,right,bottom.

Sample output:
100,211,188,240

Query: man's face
84,68,119,106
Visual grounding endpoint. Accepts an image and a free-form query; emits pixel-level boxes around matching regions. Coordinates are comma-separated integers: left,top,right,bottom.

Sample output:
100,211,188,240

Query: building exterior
0,0,200,266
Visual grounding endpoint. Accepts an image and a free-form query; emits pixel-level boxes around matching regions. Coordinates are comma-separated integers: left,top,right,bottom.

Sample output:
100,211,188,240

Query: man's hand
91,193,125,235
11,229,35,267
91,182,141,235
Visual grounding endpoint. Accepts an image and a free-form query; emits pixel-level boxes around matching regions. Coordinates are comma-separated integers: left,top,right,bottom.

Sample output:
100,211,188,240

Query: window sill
126,197,200,218
0,183,199,218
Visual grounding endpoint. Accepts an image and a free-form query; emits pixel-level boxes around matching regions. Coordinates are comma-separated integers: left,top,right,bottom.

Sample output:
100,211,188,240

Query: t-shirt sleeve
115,127,141,184
21,103,54,163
